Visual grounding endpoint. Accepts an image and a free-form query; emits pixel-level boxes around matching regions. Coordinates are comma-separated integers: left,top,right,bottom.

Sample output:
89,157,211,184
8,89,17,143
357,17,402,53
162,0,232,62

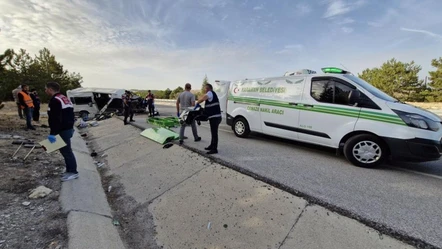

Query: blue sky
1,0,441,90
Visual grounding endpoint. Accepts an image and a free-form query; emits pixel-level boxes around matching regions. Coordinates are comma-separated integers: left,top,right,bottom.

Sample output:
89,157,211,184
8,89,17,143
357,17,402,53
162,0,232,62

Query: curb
60,129,126,249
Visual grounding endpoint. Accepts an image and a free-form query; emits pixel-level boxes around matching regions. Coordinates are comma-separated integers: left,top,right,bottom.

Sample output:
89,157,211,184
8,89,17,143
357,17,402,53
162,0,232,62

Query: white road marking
388,166,442,180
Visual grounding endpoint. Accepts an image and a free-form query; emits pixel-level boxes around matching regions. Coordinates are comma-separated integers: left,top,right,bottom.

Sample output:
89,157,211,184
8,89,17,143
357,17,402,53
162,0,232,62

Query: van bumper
382,137,442,162
226,114,234,127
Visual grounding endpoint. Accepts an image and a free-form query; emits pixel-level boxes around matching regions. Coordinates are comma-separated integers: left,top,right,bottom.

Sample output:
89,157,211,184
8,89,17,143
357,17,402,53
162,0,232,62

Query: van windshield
343,75,398,102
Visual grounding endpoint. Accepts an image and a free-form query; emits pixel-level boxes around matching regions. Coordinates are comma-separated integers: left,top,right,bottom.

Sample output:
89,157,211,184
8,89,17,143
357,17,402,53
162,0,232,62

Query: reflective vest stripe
205,102,220,108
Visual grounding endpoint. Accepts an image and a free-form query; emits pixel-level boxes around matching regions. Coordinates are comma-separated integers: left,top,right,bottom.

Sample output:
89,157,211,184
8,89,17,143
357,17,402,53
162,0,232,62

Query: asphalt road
132,104,442,248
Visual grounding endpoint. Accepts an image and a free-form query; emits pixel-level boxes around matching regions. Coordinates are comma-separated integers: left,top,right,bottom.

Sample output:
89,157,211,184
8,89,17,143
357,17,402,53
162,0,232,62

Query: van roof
67,87,125,96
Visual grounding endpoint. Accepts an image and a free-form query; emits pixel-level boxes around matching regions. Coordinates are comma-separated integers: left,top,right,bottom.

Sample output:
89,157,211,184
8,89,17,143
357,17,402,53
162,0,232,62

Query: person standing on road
195,83,222,154
30,88,41,124
176,83,201,145
18,84,35,130
123,90,135,125
12,85,24,119
146,90,155,117
45,82,78,181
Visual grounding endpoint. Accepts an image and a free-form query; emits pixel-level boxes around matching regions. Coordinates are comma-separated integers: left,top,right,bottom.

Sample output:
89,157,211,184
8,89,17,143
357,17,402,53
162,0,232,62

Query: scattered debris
163,143,174,149
0,134,12,139
108,186,112,193
112,219,120,226
29,186,53,199
207,222,211,230
97,162,105,168
223,224,228,229
22,201,31,207
80,133,87,137
89,121,99,127
90,151,97,157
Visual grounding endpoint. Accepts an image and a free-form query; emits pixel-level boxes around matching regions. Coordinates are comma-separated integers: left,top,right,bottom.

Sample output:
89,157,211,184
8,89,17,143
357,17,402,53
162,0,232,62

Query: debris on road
22,201,31,206
112,219,120,226
163,143,174,149
29,186,53,199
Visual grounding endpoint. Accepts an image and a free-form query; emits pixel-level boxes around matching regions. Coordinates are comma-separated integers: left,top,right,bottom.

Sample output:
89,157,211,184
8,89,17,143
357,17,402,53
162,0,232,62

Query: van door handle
289,102,298,105
303,104,314,108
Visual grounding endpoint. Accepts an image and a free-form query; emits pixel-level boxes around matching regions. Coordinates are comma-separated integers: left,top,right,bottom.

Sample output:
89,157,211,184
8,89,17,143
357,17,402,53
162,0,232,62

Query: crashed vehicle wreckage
66,87,158,121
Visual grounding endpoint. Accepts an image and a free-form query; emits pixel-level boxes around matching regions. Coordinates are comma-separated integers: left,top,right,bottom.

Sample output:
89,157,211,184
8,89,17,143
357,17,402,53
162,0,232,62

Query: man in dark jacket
195,83,222,154
30,89,41,123
45,82,78,181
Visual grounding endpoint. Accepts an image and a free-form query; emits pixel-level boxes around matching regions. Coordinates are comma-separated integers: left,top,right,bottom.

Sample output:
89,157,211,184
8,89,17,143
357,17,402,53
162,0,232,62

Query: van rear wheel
233,117,250,138
343,134,387,168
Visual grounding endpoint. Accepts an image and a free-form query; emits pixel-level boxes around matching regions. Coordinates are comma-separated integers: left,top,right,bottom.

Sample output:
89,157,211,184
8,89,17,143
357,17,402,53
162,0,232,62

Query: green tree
201,74,209,94
424,57,442,102
0,48,82,103
171,86,184,99
164,88,172,99
358,58,424,102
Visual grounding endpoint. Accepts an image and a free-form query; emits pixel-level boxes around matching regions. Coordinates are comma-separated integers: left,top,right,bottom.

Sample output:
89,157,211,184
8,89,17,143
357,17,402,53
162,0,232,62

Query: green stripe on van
228,96,406,126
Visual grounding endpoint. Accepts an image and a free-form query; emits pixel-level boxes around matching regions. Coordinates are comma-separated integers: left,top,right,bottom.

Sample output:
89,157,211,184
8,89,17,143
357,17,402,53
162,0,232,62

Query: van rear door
213,80,231,115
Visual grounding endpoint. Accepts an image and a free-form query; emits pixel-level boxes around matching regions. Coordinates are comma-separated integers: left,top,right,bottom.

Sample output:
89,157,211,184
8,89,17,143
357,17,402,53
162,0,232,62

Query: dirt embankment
0,102,67,249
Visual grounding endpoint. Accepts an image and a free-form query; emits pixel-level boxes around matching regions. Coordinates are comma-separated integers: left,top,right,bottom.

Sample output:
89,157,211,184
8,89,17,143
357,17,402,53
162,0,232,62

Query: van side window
311,79,353,105
73,97,93,105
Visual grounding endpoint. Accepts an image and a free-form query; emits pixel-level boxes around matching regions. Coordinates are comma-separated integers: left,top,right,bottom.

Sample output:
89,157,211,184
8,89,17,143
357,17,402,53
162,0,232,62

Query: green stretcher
147,117,180,128
140,127,180,145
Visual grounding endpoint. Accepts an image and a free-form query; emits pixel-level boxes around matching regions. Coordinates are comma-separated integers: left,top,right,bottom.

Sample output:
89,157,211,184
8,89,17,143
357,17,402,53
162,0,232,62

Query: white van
219,67,442,168
67,88,126,119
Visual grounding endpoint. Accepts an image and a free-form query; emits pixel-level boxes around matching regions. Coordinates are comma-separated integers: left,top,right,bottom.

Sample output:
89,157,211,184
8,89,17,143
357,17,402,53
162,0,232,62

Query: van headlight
393,110,440,132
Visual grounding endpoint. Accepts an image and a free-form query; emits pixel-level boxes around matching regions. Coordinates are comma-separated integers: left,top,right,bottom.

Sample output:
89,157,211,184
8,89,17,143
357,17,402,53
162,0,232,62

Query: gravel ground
0,103,67,249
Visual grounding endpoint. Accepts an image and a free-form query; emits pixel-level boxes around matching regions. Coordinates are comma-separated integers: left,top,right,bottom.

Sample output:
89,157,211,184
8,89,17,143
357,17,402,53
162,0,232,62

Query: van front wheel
233,117,250,138
343,134,387,168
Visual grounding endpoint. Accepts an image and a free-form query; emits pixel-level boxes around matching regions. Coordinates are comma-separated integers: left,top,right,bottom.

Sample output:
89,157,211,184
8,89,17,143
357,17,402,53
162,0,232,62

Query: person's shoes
28,126,36,130
204,146,213,151
61,173,79,182
207,150,218,155
183,136,188,139
194,137,201,142
130,120,135,122
124,122,128,125
179,140,184,145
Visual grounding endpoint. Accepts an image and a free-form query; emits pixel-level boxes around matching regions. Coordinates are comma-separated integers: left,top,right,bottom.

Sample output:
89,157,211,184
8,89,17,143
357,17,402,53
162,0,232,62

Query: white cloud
337,18,354,25
323,0,350,18
275,44,304,54
253,4,264,10
341,27,354,33
323,0,366,18
400,27,442,41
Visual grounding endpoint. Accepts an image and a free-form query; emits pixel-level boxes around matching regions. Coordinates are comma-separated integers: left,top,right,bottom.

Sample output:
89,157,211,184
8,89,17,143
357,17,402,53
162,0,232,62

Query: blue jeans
59,129,78,174
24,107,34,128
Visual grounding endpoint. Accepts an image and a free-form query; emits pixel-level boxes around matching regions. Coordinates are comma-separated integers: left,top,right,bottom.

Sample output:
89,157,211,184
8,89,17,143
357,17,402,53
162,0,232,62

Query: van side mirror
348,89,360,106
88,102,93,107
